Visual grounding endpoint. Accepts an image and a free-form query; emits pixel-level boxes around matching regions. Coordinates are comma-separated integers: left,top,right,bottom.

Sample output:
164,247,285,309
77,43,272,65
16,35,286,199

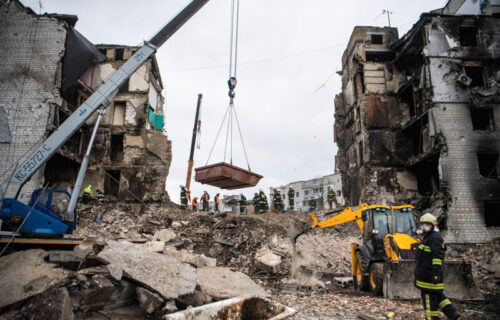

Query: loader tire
353,252,369,292
368,262,384,296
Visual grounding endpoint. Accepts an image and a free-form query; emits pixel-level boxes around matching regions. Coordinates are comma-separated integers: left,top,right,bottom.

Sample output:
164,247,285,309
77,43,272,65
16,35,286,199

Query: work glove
431,265,441,284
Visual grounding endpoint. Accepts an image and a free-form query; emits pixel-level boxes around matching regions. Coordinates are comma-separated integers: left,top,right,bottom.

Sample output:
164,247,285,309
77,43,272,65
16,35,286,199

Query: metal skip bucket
383,260,483,300
164,296,297,320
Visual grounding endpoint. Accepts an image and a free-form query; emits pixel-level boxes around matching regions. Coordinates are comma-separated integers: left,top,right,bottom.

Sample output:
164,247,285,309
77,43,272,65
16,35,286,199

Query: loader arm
0,0,210,200
305,203,369,233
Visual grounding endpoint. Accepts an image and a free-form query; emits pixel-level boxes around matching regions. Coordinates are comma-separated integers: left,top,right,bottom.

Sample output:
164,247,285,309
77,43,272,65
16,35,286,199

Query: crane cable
206,0,251,171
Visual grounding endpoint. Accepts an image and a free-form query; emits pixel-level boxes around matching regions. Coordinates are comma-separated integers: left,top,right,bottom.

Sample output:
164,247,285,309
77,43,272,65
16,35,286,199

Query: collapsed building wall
0,1,73,202
335,15,500,244
0,1,172,205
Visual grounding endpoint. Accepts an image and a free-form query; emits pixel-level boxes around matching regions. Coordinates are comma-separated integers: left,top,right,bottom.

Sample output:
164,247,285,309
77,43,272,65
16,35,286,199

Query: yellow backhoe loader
289,204,481,300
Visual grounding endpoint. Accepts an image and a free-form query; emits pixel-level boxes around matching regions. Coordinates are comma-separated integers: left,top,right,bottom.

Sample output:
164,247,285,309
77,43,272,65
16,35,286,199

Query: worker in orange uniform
186,190,191,209
214,193,220,212
192,197,198,212
202,191,210,212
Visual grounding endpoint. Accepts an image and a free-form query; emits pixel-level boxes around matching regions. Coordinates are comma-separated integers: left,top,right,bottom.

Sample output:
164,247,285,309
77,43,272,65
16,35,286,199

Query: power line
166,42,346,72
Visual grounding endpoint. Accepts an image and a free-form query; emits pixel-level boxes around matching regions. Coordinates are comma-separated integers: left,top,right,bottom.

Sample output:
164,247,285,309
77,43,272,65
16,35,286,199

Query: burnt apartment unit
335,14,500,243
0,1,171,204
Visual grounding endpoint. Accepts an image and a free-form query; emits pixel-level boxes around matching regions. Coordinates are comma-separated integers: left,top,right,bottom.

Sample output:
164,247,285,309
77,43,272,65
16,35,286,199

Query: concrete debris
48,250,82,270
163,247,216,267
141,240,165,253
16,287,74,320
97,239,197,300
154,228,177,242
73,237,106,259
136,287,165,314
78,276,118,311
162,299,178,314
0,249,68,308
255,245,283,273
196,267,269,300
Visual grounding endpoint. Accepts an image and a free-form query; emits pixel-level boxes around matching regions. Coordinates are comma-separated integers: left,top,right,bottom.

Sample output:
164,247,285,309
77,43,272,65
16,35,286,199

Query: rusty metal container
194,162,263,189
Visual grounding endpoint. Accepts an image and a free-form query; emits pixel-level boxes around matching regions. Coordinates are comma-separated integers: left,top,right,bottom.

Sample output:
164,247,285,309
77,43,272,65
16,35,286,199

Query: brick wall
0,2,66,202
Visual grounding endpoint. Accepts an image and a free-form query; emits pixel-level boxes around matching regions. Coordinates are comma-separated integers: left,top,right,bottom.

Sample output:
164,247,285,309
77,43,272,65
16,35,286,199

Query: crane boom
1,0,210,200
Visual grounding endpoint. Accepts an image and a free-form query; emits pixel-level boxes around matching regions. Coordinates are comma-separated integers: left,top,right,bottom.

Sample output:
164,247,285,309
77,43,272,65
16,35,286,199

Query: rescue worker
202,191,210,212
308,199,316,212
179,185,187,210
239,193,247,214
192,197,198,212
186,190,191,209
96,189,104,203
82,184,93,204
258,190,268,214
272,188,284,212
415,213,460,320
287,187,295,210
327,187,338,209
252,192,260,214
214,193,220,212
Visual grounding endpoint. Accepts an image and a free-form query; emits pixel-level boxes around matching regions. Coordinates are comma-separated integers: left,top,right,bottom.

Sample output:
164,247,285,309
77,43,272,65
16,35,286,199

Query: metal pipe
67,106,105,216
186,94,202,190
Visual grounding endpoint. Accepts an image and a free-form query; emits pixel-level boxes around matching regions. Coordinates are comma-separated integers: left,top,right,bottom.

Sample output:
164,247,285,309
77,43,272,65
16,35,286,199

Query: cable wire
205,105,230,165
232,103,251,171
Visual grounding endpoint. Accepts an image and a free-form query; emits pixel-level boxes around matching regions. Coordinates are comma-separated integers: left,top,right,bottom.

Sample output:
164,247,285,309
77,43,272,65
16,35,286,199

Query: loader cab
29,189,77,226
362,206,417,256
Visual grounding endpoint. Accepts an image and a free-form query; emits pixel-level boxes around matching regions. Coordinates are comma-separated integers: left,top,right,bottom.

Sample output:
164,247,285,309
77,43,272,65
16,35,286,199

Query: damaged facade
0,1,171,204
335,14,500,243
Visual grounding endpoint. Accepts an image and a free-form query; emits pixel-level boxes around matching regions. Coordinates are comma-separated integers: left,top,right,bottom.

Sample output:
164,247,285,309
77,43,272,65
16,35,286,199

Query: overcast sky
21,0,446,203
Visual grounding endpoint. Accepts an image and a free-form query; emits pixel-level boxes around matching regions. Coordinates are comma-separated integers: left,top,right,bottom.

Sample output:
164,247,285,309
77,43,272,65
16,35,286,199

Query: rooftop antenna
374,9,393,27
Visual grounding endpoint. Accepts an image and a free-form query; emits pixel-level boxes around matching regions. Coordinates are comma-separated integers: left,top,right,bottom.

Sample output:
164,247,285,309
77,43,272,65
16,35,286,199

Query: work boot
443,304,460,320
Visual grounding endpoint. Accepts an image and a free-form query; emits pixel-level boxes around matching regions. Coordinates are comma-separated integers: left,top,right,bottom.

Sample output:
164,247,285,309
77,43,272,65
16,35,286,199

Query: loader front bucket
383,260,483,300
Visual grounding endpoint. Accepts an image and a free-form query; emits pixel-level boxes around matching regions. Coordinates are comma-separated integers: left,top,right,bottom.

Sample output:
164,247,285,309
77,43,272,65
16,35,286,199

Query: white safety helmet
420,213,437,226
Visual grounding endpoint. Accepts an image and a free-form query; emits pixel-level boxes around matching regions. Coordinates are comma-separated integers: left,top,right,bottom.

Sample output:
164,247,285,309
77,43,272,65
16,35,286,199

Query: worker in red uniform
415,213,459,320
214,193,220,212
192,197,198,212
202,191,210,212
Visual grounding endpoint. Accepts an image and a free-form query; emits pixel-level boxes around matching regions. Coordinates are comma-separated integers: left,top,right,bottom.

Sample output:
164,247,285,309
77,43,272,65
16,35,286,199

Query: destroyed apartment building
0,0,171,204
334,14,500,243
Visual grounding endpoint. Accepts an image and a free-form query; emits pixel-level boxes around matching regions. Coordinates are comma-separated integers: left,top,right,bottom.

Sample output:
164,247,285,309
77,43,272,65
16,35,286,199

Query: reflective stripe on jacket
415,230,445,291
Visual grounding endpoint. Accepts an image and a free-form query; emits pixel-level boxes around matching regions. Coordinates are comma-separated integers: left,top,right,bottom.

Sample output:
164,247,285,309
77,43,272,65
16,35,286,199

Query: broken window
336,190,342,197
0,106,11,143
353,72,364,101
115,48,124,60
113,102,126,125
459,26,479,47
470,107,495,131
366,96,389,128
118,79,129,93
464,66,486,87
110,134,124,162
104,170,121,197
484,201,500,227
409,155,440,195
365,50,395,62
295,192,299,197
370,34,383,44
477,152,498,178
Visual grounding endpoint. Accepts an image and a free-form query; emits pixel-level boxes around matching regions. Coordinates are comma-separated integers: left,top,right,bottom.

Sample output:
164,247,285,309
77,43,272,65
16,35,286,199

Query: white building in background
274,173,345,211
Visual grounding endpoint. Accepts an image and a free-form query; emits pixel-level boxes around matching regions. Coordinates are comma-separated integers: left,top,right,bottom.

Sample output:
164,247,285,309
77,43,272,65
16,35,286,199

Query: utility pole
383,9,393,27
186,94,202,190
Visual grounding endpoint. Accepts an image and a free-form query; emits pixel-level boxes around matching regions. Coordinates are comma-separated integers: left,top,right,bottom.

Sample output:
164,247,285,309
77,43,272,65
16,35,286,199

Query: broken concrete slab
196,267,268,300
100,305,149,320
79,276,118,311
18,287,74,320
73,237,106,259
255,245,283,273
136,287,165,314
142,240,165,253
0,249,68,308
49,250,81,270
162,299,178,314
163,247,216,267
153,229,177,242
97,240,197,300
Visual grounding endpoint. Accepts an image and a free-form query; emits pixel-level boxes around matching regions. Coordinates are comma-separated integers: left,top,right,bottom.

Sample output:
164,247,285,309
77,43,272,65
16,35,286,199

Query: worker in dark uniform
179,185,187,210
259,190,268,214
96,189,104,203
192,197,198,212
239,193,247,214
202,191,210,212
327,187,338,209
214,193,220,212
308,199,316,212
252,192,260,214
287,187,295,211
415,213,459,320
272,188,283,212
82,184,93,204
